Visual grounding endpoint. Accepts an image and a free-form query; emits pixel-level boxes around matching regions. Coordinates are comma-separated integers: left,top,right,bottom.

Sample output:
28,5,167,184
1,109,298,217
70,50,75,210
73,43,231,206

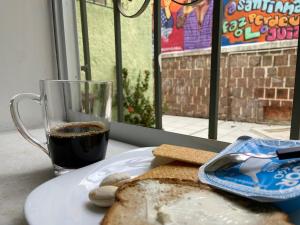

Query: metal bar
113,0,124,122
153,0,162,129
51,0,68,79
208,0,223,139
290,30,300,140
79,0,92,80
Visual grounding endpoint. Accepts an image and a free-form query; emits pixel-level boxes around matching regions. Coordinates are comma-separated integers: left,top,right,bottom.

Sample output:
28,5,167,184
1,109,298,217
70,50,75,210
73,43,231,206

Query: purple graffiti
260,25,268,33
227,1,236,15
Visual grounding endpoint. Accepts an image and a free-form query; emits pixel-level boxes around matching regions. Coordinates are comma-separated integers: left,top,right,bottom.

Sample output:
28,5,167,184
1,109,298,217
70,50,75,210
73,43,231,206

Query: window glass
76,0,117,119
75,0,299,141
120,2,154,128
161,0,212,138
161,0,298,142
219,0,298,142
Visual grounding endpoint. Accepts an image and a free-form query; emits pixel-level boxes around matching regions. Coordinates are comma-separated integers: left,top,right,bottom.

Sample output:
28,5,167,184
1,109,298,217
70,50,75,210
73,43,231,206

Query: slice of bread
153,144,216,165
101,179,292,225
136,161,199,183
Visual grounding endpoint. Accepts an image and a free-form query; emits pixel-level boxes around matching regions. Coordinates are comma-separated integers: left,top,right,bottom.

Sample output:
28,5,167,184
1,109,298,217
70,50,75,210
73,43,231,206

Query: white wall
0,0,58,131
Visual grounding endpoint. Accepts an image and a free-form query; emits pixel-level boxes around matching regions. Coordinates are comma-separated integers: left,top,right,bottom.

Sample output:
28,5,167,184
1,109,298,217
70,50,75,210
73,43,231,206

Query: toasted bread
153,144,216,165
136,161,199,183
101,179,292,225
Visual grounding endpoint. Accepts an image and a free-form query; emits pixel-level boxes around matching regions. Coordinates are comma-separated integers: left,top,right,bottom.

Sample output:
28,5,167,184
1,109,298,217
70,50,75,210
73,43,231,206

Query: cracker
152,144,216,165
135,161,199,183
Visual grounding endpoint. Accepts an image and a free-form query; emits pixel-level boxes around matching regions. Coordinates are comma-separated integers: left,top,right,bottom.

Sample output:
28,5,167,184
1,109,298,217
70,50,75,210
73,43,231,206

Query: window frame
52,0,300,149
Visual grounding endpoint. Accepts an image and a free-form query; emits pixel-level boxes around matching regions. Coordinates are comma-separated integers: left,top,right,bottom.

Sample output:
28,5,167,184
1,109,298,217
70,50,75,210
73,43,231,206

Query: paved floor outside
162,115,290,143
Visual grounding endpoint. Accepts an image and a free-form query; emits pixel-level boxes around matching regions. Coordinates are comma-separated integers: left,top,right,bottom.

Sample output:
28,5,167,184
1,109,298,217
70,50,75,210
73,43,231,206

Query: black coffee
48,122,109,169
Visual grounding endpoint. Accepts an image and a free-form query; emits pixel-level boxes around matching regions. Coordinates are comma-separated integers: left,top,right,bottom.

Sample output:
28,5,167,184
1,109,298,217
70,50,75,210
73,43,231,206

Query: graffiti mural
161,0,213,52
223,0,300,45
161,0,300,52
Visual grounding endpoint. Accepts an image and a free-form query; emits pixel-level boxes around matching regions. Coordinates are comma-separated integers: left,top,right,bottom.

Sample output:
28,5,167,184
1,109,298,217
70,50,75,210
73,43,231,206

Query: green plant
123,68,155,128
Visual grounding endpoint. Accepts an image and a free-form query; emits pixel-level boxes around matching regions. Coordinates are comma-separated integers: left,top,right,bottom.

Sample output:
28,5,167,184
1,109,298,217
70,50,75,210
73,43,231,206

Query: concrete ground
162,115,290,143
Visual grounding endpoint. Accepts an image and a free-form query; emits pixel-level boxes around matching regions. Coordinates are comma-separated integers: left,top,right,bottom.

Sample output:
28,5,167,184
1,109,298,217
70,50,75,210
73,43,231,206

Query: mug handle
10,93,48,155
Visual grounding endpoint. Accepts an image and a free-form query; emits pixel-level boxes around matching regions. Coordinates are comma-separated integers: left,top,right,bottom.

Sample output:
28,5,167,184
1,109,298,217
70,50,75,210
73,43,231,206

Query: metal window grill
77,0,300,140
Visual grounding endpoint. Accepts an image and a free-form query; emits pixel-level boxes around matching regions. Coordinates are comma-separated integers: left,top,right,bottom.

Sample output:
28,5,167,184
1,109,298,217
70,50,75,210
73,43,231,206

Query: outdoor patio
162,115,290,143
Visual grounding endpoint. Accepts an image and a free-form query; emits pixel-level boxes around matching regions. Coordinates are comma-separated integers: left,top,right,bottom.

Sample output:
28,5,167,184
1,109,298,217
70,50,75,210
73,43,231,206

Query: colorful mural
161,0,300,52
223,0,300,45
161,0,213,52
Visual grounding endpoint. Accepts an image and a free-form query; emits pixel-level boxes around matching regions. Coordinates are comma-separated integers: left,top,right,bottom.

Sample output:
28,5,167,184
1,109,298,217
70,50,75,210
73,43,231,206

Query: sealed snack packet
199,136,300,202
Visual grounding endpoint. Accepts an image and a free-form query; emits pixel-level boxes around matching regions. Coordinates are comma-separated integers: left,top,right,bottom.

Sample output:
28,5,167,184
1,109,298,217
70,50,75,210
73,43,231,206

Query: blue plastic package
199,137,300,202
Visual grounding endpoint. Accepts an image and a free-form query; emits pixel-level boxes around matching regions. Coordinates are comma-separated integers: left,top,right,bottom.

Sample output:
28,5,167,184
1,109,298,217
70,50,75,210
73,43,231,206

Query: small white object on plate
89,186,118,207
100,172,131,187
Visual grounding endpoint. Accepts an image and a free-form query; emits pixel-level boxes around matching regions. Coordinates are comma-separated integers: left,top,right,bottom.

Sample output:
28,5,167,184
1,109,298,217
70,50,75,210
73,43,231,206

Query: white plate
25,147,300,225
25,147,155,225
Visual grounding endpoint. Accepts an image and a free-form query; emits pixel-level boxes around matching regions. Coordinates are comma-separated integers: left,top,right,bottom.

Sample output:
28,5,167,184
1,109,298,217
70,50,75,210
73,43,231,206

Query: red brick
219,78,227,87
243,68,253,78
191,69,203,79
266,88,275,99
229,55,238,67
286,77,295,87
195,57,207,68
202,77,210,87
228,78,237,87
274,55,288,66
289,89,294,99
281,100,293,108
161,70,168,78
247,78,255,88
249,56,261,66
193,78,201,87
254,68,265,78
290,55,297,66
167,70,175,78
267,67,277,76
220,88,228,98
256,78,265,87
175,70,190,77
220,57,227,68
278,67,296,77
180,57,193,69
221,68,229,79
162,61,169,70
243,88,253,97
231,68,242,78
265,77,272,87
203,69,211,76
237,78,246,87
270,100,281,107
263,56,273,66
170,61,179,70
237,55,248,67
254,88,264,98
207,58,211,67
262,99,270,107
271,78,283,87
285,49,296,54
277,88,288,99
263,104,291,122
232,87,242,97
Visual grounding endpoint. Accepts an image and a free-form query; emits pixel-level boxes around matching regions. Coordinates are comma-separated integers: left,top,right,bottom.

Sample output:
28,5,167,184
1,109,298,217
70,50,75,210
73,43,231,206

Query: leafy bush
123,68,155,128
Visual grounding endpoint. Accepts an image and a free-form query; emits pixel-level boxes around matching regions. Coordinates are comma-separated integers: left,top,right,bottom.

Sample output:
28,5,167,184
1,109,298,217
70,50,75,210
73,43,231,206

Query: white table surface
0,129,138,225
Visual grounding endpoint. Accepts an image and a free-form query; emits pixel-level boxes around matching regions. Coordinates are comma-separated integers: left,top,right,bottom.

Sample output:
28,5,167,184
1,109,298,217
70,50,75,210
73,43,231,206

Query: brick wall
161,46,296,124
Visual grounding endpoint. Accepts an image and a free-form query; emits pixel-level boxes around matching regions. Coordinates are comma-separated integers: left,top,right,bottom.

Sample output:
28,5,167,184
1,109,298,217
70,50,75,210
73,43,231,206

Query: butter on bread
153,144,216,166
101,179,293,225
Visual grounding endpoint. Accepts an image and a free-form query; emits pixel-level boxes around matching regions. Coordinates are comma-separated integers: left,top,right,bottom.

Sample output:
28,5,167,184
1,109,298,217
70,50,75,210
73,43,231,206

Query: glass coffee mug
10,80,112,175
